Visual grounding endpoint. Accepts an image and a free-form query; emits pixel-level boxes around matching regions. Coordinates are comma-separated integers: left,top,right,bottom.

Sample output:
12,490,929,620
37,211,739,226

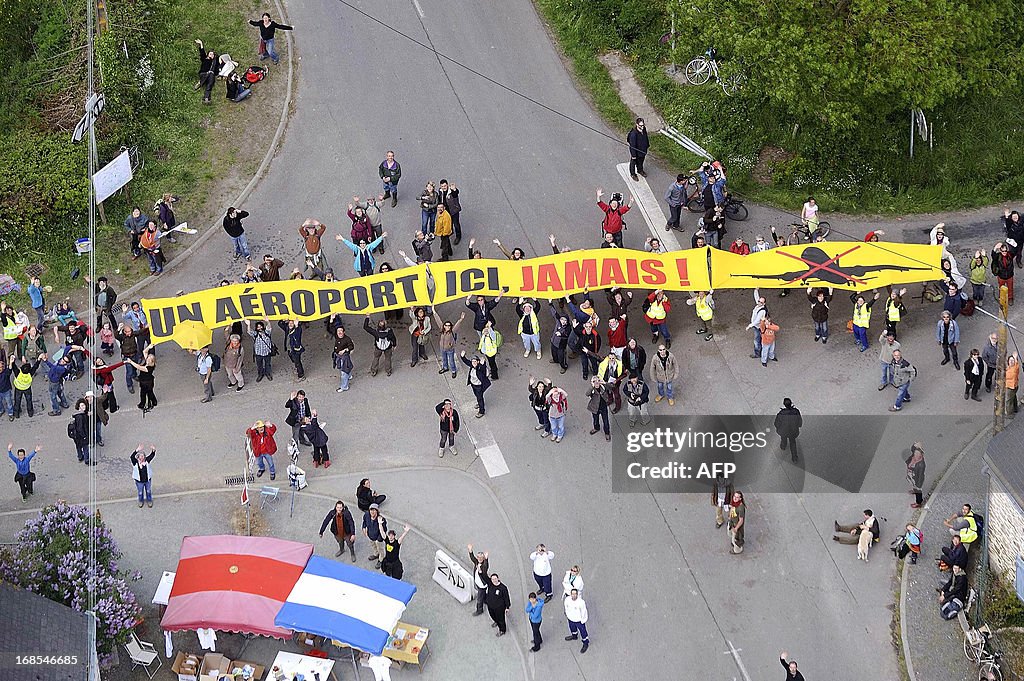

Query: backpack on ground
210,353,222,372
245,66,267,83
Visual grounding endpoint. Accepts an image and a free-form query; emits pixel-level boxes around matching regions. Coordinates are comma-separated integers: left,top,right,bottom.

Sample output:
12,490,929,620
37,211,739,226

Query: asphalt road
3,0,1018,680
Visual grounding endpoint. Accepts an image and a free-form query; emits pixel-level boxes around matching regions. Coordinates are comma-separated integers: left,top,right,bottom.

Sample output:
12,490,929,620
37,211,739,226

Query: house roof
984,416,1024,509
0,582,91,681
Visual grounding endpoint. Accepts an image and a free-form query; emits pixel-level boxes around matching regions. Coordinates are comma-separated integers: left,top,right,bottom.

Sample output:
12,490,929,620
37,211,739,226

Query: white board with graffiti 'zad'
433,550,473,604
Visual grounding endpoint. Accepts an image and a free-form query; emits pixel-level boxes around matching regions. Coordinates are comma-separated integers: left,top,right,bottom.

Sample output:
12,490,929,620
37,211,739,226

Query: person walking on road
651,344,678,406
222,207,251,260
468,545,490,616
526,592,544,652
774,398,802,462
906,442,926,508
562,565,584,599
586,377,612,441
195,345,215,403
362,503,389,569
759,314,780,366
530,544,555,602
936,311,961,370
889,349,917,412
380,525,410,580
712,474,734,528
746,289,767,358
664,174,687,231
435,399,460,458
320,500,357,562
246,420,278,480
461,351,492,417
627,117,649,181
364,316,397,377
285,390,312,446
877,331,900,390
729,490,746,554
780,652,805,681
964,348,985,401
379,151,401,206
623,372,651,427
8,443,38,502
563,589,589,653
130,443,156,508
300,410,331,468
486,574,511,637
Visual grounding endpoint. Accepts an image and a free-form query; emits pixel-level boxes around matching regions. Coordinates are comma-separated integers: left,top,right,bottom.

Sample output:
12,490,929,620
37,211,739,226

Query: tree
683,0,1023,131
0,501,142,668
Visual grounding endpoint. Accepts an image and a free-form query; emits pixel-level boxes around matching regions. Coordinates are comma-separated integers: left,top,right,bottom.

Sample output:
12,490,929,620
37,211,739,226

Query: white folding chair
260,485,280,510
124,631,162,679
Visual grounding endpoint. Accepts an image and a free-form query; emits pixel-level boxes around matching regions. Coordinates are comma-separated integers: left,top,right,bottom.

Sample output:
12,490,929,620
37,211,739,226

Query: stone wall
987,476,1024,584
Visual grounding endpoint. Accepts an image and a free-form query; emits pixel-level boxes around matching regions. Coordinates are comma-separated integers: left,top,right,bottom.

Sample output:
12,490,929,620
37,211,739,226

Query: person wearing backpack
943,503,982,550
888,349,916,412
596,189,632,248
195,345,216,403
68,399,93,465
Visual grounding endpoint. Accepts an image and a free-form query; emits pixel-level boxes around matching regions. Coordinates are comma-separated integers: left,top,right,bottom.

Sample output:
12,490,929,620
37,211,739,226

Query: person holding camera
596,189,632,248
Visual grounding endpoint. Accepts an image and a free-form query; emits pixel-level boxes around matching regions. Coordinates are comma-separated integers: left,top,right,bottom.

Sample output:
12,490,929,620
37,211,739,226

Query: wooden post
994,285,1009,433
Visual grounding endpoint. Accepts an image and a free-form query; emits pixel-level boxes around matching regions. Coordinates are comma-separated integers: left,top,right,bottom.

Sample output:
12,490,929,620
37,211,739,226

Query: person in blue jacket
336,232,387,276
8,443,39,501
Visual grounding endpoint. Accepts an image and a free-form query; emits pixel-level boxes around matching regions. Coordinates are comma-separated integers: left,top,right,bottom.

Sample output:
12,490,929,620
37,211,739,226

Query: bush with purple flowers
0,501,142,667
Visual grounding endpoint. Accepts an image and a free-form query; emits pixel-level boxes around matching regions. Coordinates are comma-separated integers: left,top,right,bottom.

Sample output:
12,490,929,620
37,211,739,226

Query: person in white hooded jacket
563,589,589,654
562,565,584,599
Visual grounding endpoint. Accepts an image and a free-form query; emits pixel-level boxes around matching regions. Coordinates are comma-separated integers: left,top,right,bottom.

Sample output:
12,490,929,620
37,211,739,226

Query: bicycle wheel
785,230,803,247
684,58,712,86
965,634,984,663
724,201,748,221
721,73,744,96
686,195,704,213
980,658,1002,681
815,221,831,239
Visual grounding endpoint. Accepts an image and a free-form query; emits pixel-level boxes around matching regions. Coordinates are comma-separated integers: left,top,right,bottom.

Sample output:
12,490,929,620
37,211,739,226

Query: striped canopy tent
274,556,417,654
161,535,314,638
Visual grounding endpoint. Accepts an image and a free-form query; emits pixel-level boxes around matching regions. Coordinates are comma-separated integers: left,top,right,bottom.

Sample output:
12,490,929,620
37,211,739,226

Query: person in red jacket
246,420,278,480
596,189,632,248
729,237,750,255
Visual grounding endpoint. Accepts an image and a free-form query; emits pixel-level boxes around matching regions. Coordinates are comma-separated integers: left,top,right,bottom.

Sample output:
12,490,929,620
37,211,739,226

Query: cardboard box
171,651,201,681
229,659,266,681
199,653,231,681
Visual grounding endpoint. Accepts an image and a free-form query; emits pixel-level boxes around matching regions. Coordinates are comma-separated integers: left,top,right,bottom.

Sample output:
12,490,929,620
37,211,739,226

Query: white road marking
724,640,753,681
615,162,683,251
477,444,510,478
412,0,425,18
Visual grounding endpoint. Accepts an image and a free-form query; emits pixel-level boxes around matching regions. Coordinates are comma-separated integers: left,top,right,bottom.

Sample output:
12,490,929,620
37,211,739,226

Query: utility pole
994,285,1009,433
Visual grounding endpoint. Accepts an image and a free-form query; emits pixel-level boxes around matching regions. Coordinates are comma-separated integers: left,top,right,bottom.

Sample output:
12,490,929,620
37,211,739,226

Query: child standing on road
8,443,39,502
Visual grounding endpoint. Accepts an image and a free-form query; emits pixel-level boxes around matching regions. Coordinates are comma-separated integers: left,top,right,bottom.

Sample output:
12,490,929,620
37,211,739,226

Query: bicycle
784,220,831,245
685,190,749,222
960,605,1003,681
684,48,743,96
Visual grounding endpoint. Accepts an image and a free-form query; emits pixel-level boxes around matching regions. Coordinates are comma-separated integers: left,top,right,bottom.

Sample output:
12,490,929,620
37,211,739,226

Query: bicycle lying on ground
684,48,743,96
961,599,1003,681
783,220,831,245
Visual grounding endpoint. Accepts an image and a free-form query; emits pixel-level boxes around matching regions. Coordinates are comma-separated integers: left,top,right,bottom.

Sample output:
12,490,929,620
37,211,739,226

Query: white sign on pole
92,149,133,204
432,550,472,604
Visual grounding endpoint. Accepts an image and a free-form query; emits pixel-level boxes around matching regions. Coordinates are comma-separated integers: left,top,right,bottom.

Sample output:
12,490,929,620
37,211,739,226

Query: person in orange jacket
246,420,278,480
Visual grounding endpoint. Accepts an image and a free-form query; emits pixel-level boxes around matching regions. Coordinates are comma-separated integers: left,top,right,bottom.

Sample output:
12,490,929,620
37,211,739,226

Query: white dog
857,528,872,561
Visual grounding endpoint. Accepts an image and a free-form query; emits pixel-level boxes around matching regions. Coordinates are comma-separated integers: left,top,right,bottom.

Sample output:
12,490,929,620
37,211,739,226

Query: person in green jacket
969,250,989,303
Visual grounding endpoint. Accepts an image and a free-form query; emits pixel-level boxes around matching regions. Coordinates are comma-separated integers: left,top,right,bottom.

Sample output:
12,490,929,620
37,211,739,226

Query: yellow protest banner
142,244,941,346
711,242,943,290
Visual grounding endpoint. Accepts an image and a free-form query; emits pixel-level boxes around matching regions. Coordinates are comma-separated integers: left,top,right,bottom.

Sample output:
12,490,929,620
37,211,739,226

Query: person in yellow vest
434,203,454,261
685,290,715,342
943,503,980,550
1007,352,1020,415
2,305,23,360
883,287,908,338
12,359,41,419
850,291,880,352
596,351,624,413
478,321,502,380
644,290,673,348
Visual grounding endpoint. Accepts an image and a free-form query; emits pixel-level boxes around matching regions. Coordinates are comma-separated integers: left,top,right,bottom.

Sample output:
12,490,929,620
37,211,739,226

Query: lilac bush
0,501,142,667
